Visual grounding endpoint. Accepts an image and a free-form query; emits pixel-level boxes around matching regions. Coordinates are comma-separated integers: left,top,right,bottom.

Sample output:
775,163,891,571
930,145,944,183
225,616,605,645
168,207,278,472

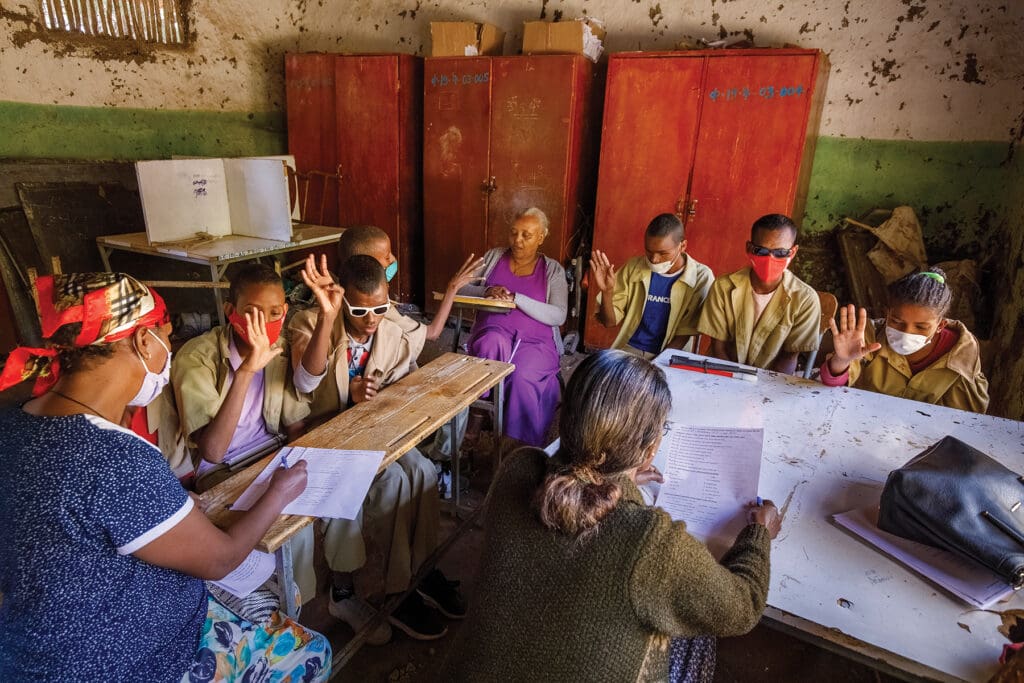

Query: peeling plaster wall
2,0,1021,141
1,0,1023,411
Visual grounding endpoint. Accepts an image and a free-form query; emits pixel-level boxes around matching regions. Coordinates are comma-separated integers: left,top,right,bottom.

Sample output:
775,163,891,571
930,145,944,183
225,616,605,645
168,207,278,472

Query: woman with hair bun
821,267,989,413
443,350,781,682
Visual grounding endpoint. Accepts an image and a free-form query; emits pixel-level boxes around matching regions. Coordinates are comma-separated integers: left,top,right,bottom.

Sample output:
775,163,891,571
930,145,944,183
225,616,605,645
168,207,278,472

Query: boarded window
40,0,186,44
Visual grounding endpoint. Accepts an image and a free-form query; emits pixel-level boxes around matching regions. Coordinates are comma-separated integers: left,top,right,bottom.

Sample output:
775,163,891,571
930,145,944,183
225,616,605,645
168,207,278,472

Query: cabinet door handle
687,198,698,220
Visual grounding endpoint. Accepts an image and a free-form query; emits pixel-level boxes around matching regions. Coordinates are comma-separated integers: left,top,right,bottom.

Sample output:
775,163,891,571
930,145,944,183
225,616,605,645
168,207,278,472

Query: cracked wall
1,0,1022,413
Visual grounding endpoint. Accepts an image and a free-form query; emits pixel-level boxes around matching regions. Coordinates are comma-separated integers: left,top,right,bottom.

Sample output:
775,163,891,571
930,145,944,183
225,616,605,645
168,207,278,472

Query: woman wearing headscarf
0,272,331,682
444,350,782,682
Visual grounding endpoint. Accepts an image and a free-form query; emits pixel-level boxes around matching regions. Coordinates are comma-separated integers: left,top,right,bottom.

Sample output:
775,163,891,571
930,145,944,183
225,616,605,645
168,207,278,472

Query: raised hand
300,253,344,318
828,304,882,374
590,249,617,293
239,310,284,373
350,375,380,404
447,253,486,293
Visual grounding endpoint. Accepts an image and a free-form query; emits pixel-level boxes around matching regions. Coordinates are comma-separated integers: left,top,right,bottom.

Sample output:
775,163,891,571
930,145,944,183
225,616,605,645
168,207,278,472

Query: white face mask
128,329,171,407
885,326,929,356
646,246,681,275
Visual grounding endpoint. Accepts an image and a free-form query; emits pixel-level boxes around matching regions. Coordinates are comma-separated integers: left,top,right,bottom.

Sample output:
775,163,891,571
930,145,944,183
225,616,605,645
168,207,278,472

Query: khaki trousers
319,447,440,595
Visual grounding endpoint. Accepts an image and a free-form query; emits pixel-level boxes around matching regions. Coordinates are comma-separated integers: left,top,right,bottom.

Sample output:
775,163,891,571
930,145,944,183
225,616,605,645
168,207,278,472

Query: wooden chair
803,291,839,379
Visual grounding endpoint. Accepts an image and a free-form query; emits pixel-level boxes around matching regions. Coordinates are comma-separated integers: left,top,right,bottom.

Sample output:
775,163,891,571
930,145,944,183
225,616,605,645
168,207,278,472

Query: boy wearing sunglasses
288,254,464,644
697,213,821,374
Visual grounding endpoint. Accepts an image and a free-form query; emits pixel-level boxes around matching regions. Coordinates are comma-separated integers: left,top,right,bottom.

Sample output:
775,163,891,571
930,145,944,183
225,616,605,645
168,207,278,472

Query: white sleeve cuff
117,496,194,555
293,361,327,394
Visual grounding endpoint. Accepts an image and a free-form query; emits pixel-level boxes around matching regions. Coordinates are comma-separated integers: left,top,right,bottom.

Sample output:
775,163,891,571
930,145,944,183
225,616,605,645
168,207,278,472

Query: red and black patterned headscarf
0,272,168,395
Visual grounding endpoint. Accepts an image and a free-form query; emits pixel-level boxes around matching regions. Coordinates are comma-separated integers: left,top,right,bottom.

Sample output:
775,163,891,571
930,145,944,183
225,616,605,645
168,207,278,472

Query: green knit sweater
444,448,771,682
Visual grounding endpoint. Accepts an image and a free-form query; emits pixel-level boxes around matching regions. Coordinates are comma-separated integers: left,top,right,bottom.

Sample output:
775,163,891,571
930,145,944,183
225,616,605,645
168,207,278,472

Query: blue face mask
385,260,398,282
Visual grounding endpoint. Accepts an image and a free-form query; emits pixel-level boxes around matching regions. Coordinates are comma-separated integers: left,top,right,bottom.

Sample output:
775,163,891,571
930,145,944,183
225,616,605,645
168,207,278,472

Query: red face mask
748,254,791,284
228,311,284,346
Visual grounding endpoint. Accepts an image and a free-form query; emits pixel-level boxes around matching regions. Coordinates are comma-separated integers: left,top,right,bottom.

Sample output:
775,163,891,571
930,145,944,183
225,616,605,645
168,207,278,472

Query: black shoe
388,592,448,641
417,569,468,619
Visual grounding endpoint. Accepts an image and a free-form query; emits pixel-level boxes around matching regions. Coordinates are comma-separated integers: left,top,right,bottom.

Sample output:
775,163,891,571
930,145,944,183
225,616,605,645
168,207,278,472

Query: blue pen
756,496,763,506
279,452,290,469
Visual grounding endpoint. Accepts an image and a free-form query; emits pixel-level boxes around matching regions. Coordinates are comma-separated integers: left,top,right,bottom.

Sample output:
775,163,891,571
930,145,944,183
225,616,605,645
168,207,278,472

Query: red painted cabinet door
422,57,493,307
335,56,401,253
285,53,338,227
685,54,820,278
583,55,705,351
487,56,578,259
583,50,825,351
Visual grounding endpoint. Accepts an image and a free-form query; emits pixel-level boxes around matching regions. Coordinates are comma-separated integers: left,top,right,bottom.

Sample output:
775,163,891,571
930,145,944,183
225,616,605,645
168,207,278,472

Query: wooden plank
0,207,44,346
17,181,146,275
199,353,514,552
433,291,516,312
0,160,138,209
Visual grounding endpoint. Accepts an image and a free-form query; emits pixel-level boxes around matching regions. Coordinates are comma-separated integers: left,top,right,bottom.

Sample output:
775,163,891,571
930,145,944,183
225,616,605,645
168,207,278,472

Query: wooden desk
199,353,514,616
96,224,343,324
651,350,1024,682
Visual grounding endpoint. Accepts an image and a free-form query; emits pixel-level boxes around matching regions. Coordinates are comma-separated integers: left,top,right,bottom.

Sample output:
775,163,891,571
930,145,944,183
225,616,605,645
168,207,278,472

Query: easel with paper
136,157,294,245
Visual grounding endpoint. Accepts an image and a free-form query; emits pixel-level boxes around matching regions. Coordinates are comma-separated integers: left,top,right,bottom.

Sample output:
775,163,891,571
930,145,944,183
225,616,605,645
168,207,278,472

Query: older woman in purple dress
461,208,567,447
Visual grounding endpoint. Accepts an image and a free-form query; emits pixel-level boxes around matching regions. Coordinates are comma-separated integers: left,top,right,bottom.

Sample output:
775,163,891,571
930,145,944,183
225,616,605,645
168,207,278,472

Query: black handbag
878,435,1024,588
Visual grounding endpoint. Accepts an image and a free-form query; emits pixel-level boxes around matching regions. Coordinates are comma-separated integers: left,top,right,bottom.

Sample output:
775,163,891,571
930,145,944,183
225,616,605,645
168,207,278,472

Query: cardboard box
430,21,505,57
522,18,607,61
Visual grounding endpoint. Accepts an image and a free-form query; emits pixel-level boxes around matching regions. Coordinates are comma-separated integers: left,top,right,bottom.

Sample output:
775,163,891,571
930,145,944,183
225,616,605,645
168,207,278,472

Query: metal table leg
494,379,505,467
450,412,463,512
275,540,300,619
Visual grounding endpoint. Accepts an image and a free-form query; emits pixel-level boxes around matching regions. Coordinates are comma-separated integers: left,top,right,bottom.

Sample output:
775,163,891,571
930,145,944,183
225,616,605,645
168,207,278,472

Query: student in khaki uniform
172,264,309,490
820,267,989,413
698,214,821,374
289,255,465,645
171,263,315,603
336,225,482,361
591,213,714,359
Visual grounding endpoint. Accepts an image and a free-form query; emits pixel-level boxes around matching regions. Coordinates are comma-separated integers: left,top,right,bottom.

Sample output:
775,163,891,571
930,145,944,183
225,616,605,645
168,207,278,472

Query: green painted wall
0,101,286,160
803,137,1009,256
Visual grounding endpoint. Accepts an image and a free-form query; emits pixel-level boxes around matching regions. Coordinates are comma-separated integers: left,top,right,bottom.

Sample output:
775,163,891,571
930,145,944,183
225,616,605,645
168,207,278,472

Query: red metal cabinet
584,49,828,350
286,53,423,303
422,55,600,314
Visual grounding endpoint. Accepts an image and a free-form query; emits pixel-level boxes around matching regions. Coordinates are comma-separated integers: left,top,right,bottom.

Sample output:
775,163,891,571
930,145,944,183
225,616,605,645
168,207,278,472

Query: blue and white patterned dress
0,407,330,682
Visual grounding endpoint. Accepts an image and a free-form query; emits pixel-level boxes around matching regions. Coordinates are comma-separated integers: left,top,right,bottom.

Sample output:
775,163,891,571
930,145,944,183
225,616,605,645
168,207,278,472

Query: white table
96,224,344,325
652,349,1024,682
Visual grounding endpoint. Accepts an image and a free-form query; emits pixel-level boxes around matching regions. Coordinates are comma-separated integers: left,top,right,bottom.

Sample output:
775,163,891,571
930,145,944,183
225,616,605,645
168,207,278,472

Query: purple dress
468,251,561,446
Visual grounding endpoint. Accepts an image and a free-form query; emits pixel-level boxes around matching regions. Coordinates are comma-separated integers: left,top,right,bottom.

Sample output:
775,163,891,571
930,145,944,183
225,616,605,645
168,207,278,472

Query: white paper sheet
833,506,1014,609
230,447,385,519
136,159,233,242
211,549,276,598
223,158,293,242
655,425,763,554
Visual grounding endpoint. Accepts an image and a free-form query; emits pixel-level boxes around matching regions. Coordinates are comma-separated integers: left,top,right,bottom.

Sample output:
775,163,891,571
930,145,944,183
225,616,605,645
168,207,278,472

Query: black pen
981,510,1024,549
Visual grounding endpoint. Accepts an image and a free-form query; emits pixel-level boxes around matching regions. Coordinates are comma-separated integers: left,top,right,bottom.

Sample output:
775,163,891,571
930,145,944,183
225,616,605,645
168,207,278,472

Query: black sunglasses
747,241,794,259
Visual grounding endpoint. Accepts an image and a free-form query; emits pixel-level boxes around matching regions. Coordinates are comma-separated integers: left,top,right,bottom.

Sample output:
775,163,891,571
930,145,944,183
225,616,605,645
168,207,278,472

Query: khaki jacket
597,255,714,352
170,326,309,452
849,320,990,414
289,308,416,420
145,386,190,478
698,267,821,369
